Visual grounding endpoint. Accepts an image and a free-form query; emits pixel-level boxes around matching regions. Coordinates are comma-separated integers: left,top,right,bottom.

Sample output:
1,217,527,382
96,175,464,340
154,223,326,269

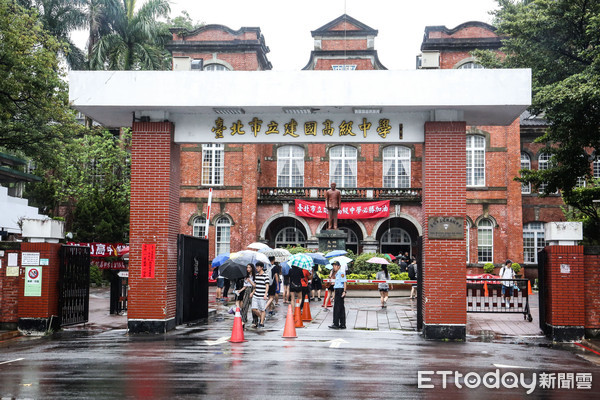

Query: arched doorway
337,220,363,254
375,217,421,258
264,216,308,248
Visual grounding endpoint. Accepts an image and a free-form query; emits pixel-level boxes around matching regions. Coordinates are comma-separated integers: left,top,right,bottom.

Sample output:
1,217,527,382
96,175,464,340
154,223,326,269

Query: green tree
0,0,80,163
89,0,171,70
476,0,600,243
165,10,203,33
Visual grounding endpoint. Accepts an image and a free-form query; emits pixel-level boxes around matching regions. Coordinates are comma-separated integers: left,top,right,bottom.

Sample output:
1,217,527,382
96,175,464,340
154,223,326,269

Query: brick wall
422,122,467,331
584,250,600,331
544,246,585,328
129,122,180,327
0,248,21,325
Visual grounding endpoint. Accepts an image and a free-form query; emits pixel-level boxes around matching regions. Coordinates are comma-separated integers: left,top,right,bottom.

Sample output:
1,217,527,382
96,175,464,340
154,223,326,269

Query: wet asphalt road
1,312,600,400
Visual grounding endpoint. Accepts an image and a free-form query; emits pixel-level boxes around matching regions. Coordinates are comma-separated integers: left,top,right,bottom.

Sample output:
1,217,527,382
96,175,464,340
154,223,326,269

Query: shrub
353,252,399,276
90,264,110,286
511,262,522,274
483,263,495,274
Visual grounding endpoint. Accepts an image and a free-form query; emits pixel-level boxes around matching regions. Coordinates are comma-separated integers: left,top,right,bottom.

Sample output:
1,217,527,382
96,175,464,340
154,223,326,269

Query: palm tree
83,0,121,67
17,0,88,69
90,0,171,70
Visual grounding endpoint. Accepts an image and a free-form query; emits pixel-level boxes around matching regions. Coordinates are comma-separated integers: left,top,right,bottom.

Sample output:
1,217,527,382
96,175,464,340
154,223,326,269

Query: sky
73,0,500,70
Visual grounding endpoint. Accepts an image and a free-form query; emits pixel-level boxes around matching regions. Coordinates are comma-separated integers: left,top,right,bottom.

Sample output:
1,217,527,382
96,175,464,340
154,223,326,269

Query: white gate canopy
69,69,531,144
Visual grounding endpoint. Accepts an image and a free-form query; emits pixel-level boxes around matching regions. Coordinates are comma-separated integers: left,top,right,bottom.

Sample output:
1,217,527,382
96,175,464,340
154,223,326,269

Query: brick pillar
0,246,20,330
17,243,62,333
422,122,467,340
129,122,180,333
584,248,600,337
545,245,585,341
241,144,258,240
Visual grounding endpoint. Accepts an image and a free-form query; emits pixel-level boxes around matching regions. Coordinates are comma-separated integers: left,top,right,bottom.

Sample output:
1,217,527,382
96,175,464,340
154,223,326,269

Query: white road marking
204,336,230,346
0,358,24,365
328,338,349,348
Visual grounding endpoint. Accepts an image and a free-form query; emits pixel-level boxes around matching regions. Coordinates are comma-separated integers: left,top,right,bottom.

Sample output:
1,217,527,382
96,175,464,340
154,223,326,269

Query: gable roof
311,14,378,38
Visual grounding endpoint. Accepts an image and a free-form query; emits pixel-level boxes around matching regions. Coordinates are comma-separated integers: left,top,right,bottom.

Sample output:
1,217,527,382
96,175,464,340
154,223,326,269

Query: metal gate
416,236,423,331
59,245,91,326
176,234,209,325
537,248,547,335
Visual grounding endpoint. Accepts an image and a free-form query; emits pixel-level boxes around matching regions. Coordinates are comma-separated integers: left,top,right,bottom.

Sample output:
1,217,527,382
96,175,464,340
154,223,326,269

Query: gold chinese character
339,120,356,136
249,117,263,137
265,121,279,135
322,119,334,136
211,117,225,139
359,118,372,138
377,118,392,138
304,121,317,136
230,120,245,135
284,119,299,138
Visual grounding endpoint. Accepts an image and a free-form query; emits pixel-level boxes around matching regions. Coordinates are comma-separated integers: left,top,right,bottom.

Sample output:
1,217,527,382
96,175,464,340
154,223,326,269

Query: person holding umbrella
329,260,347,329
376,264,392,309
235,263,255,329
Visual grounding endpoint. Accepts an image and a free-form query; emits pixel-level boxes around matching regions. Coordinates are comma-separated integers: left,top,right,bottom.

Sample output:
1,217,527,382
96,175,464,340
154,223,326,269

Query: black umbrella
218,258,249,281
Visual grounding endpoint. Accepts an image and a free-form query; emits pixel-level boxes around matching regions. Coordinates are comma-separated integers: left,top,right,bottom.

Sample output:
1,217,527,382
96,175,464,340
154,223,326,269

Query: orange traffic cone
230,306,245,343
322,290,329,308
326,290,333,307
302,294,312,321
484,281,489,297
282,304,297,338
528,280,533,295
294,299,304,328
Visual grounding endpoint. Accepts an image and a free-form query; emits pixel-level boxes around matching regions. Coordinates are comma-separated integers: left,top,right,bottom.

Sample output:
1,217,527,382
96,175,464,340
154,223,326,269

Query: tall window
193,216,206,238
521,152,531,194
202,144,224,186
594,157,600,179
215,216,231,255
329,145,357,187
523,222,545,264
477,218,493,263
538,152,551,193
277,145,304,187
383,146,411,188
467,135,485,187
466,221,471,263
275,227,306,248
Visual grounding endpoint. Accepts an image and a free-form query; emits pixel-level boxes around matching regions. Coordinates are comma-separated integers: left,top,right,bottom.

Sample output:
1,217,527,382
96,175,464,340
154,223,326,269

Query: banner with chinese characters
295,200,390,219
67,242,128,258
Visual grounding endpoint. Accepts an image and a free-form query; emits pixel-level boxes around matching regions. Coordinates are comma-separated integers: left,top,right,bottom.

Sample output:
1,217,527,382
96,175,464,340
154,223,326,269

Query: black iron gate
537,248,547,335
176,234,209,325
59,245,91,327
416,236,423,332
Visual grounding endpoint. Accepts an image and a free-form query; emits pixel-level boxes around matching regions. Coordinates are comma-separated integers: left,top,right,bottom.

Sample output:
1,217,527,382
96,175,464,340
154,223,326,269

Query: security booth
69,69,530,339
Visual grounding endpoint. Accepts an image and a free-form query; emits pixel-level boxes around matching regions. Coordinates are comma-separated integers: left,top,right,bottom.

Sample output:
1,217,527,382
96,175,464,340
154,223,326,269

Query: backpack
211,267,219,280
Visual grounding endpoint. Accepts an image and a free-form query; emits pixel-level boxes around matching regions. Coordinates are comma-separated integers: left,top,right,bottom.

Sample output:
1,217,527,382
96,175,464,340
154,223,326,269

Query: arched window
204,63,229,71
467,135,485,187
339,227,359,255
215,216,231,255
477,218,493,263
275,227,306,248
521,152,531,194
202,144,224,186
458,62,484,69
277,145,304,187
193,216,206,238
381,228,411,246
523,222,545,264
382,146,411,188
329,145,357,188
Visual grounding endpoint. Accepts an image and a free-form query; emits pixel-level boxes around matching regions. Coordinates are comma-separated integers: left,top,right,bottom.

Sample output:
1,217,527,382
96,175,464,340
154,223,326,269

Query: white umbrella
247,242,271,251
230,250,270,265
329,255,352,265
259,248,292,263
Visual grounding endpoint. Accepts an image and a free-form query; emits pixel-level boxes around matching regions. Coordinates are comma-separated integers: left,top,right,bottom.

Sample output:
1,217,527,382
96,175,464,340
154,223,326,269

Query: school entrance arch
69,69,530,339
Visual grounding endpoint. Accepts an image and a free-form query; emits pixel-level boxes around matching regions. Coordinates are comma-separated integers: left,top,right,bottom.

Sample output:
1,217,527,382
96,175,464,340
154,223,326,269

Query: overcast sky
73,0,499,70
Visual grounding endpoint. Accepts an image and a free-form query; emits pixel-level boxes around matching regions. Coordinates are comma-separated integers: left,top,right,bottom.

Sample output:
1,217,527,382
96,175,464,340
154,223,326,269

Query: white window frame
382,146,411,188
329,145,357,188
202,143,224,186
477,218,493,263
523,222,545,264
215,216,231,255
521,152,531,194
204,63,229,71
594,157,600,179
467,135,486,187
193,216,206,238
466,220,471,263
457,61,484,69
538,152,551,193
275,227,306,248
380,228,411,246
277,145,304,187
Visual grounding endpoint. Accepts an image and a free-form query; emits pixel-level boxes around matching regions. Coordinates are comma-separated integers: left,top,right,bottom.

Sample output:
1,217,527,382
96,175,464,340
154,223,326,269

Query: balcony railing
257,187,421,203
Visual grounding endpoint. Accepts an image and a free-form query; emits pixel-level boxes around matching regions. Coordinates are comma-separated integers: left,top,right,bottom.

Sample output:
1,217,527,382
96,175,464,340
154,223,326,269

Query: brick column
241,144,258,240
422,122,467,340
545,245,585,341
129,122,180,333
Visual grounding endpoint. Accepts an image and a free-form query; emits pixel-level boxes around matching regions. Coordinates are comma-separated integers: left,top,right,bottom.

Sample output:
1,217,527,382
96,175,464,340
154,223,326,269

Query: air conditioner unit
191,59,204,70
418,51,440,69
172,56,191,71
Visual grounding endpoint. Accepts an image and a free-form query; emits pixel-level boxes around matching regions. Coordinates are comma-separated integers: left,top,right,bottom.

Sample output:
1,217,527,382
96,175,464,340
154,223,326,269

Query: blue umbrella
326,250,348,258
307,253,328,266
211,252,230,267
280,261,290,276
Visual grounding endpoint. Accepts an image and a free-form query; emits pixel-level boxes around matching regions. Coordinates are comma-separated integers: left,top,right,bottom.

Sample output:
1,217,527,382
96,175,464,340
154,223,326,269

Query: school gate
69,69,531,339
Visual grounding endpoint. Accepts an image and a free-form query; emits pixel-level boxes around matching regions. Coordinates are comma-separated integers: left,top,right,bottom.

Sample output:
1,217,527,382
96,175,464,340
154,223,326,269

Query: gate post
421,121,467,340
128,122,180,333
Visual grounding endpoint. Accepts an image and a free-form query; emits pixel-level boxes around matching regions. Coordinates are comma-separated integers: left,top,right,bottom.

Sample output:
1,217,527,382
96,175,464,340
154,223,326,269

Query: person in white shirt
499,259,516,308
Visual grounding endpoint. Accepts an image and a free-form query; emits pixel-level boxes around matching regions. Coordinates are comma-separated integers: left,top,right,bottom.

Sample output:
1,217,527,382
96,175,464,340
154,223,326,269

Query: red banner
295,200,390,219
141,243,156,279
67,242,127,258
